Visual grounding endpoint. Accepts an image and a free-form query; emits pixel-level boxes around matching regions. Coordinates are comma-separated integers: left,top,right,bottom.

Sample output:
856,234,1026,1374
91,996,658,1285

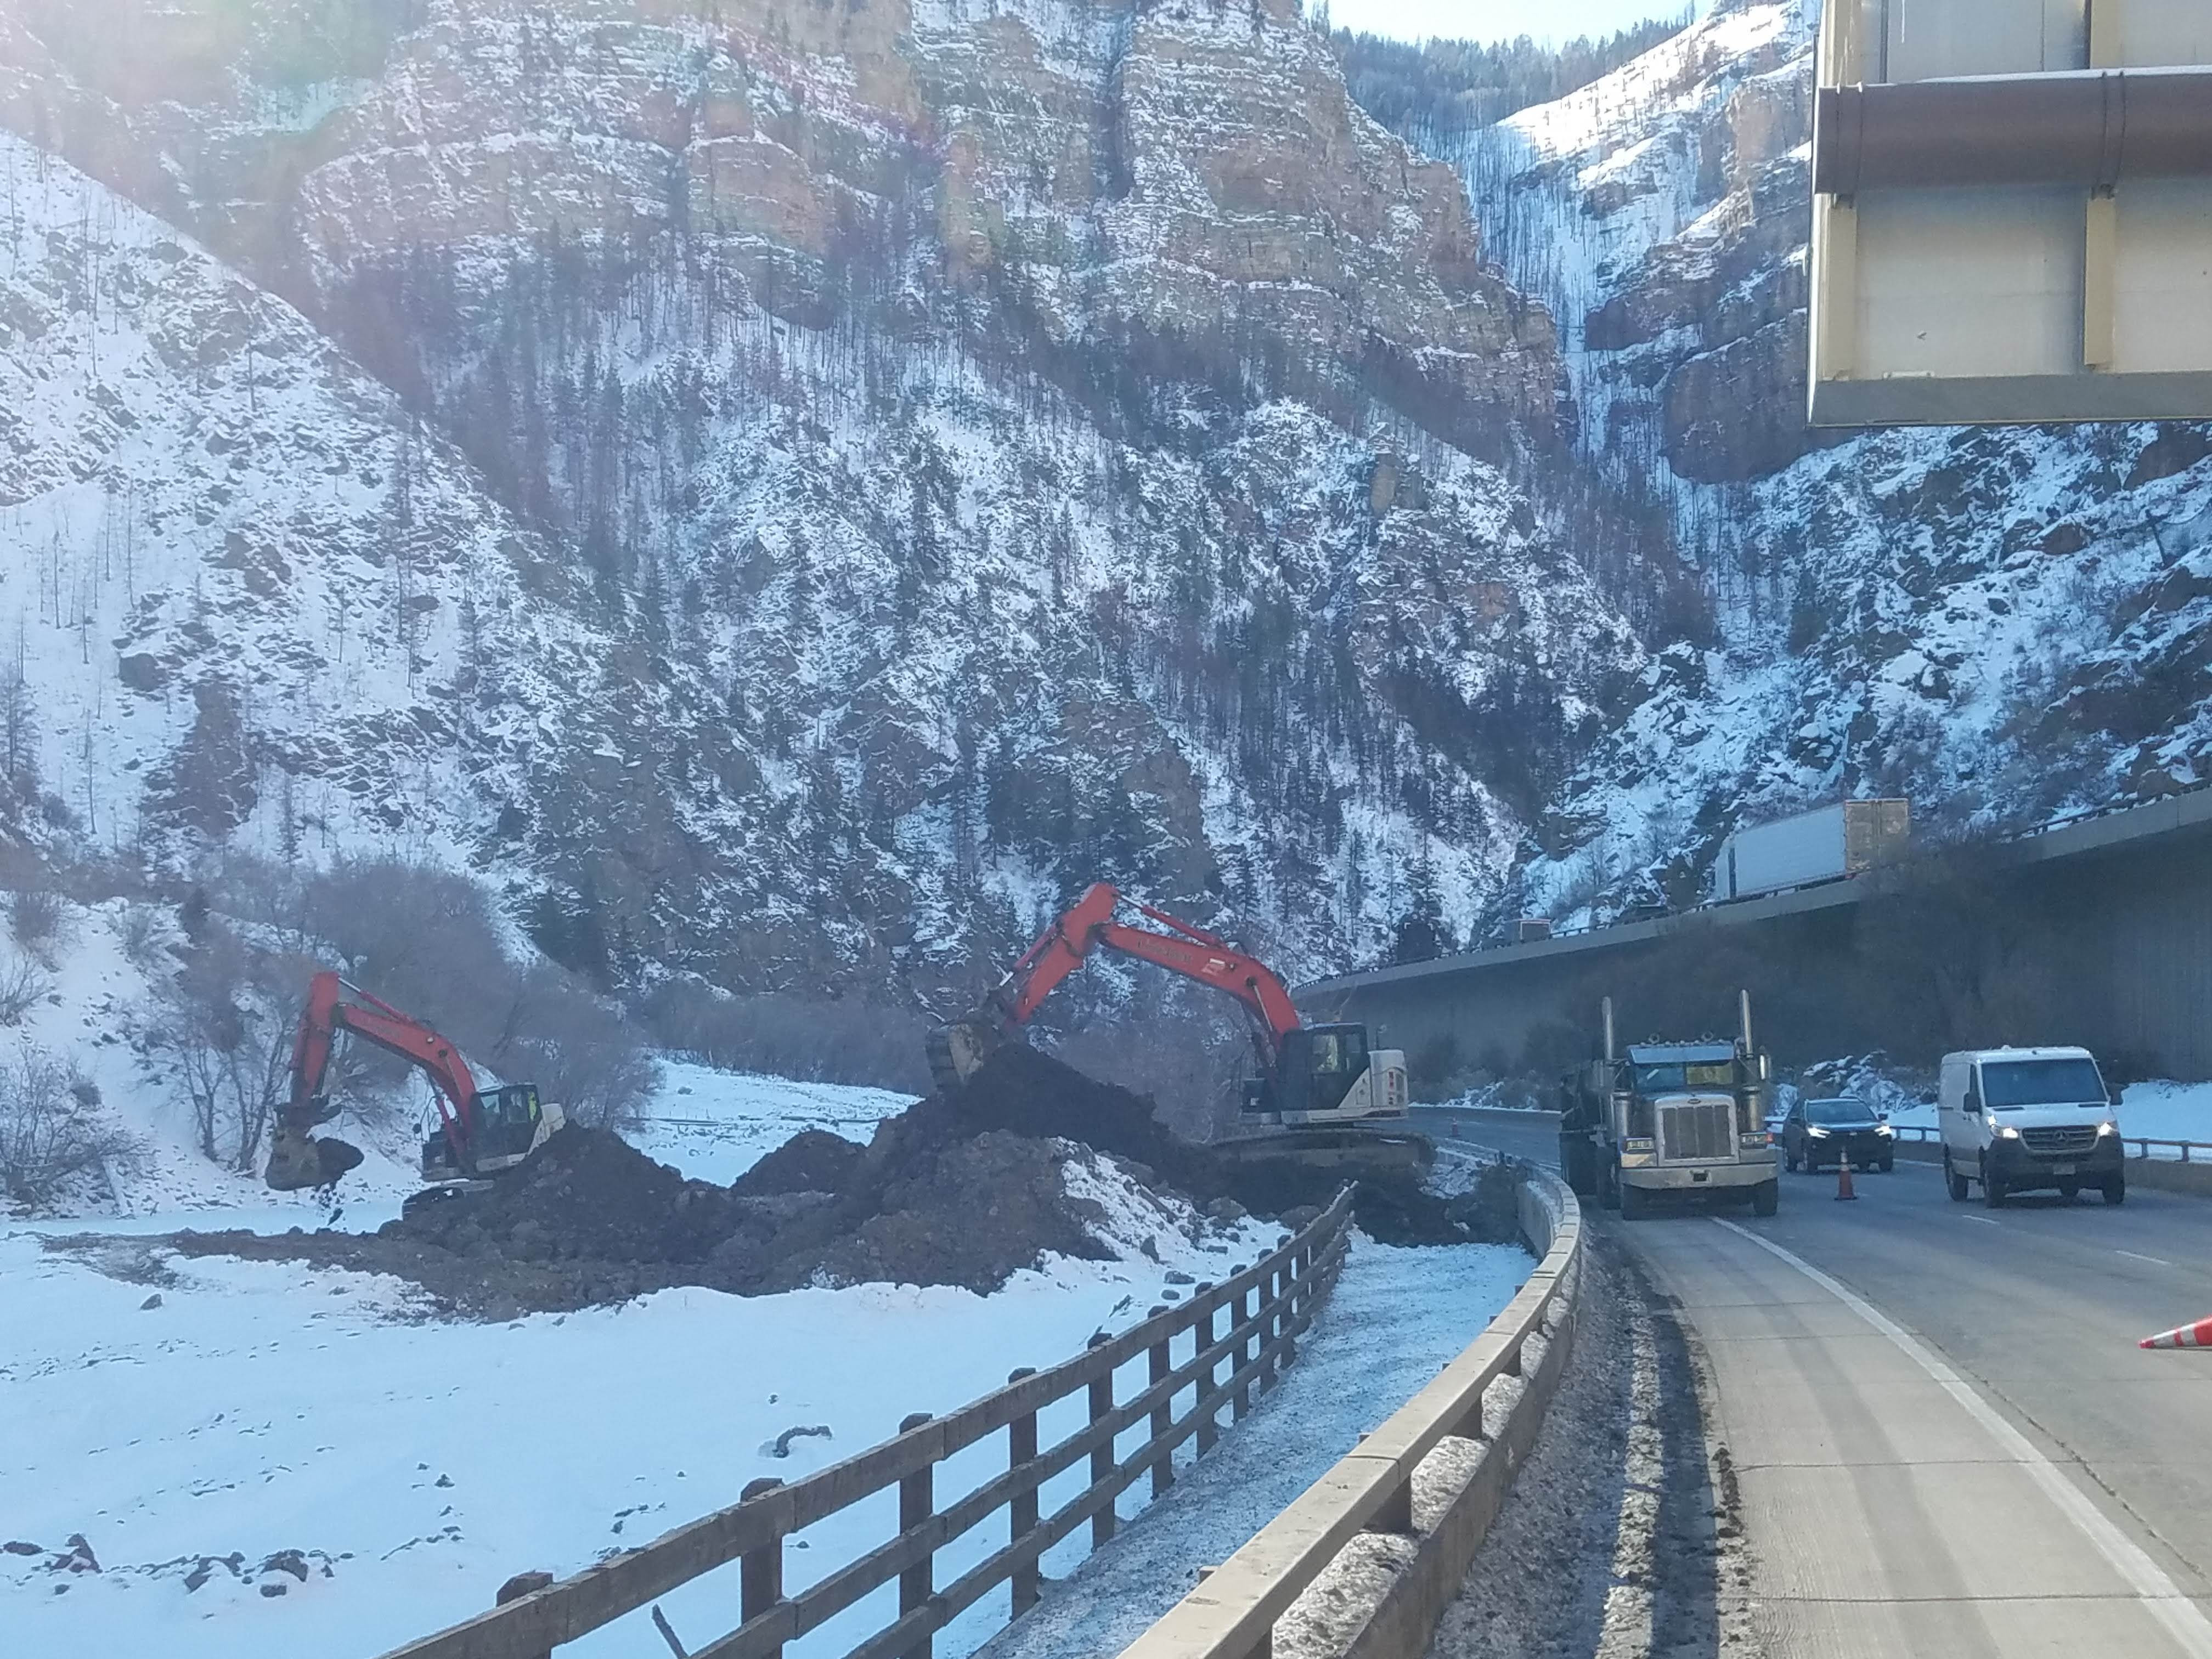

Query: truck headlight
2097,1120,2119,1137
1991,1121,2019,1138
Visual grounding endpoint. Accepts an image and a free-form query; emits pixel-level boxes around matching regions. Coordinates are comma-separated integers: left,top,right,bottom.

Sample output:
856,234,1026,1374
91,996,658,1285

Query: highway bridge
1420,1103,2212,1657
1302,787,2212,1085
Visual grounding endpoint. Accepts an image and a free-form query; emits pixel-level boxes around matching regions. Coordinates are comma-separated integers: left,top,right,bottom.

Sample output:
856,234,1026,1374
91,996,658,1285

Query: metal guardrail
1118,1164,1582,1659
1888,1125,2212,1163
379,1192,1356,1659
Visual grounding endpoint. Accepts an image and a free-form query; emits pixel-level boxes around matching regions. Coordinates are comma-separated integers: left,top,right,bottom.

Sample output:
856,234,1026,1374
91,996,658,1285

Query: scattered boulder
497,1570,554,1605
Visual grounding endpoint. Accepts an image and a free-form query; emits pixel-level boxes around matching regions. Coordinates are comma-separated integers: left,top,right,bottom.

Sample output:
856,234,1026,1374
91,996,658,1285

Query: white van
1939,1046,2124,1206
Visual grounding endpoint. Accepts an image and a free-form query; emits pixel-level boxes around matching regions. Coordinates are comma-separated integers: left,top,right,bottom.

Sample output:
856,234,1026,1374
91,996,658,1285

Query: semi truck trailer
1706,799,1909,904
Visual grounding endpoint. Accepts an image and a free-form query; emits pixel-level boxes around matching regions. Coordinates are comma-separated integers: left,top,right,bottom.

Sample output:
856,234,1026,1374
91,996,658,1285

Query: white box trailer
1707,800,1909,904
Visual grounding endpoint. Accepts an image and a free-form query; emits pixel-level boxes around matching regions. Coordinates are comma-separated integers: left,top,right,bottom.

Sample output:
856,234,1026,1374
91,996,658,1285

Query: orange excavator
263,970,563,1193
929,884,1411,1159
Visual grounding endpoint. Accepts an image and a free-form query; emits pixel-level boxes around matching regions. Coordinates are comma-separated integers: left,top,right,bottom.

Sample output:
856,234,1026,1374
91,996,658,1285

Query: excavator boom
978,883,1301,1063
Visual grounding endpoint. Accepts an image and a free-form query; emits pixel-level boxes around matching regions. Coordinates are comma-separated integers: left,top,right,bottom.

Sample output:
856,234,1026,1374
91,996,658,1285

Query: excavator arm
266,970,486,1191
929,883,1303,1089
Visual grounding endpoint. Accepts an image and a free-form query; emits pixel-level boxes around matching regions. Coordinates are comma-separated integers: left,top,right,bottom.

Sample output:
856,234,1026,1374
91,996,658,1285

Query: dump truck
1558,991,1778,1219
1705,799,1909,904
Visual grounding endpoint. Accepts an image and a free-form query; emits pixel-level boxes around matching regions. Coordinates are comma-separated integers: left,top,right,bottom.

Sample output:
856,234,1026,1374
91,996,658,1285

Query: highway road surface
1417,1105,2212,1656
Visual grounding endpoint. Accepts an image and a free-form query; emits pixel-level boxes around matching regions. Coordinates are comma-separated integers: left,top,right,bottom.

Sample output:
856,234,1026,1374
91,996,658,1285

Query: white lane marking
1713,1217,2212,1658
2117,1250,2175,1268
1960,1215,2000,1227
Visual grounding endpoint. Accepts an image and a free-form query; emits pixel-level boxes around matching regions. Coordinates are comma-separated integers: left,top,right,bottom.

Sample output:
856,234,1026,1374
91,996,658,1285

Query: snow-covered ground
974,1234,1530,1659
628,1062,916,1186
2,1052,1531,1659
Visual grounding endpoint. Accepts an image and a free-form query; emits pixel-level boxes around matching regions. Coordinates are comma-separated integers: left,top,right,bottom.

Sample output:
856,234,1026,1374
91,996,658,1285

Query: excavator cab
1243,1024,1388,1119
421,1084,560,1183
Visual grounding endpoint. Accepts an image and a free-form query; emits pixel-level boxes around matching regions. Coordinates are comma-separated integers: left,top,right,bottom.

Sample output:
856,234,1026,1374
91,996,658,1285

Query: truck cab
1560,997,1779,1219
1938,1046,2124,1206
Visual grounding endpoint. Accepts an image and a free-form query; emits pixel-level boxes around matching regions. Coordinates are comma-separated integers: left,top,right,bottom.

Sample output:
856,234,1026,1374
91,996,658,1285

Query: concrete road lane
1418,1103,2212,1654
1411,1105,1559,1169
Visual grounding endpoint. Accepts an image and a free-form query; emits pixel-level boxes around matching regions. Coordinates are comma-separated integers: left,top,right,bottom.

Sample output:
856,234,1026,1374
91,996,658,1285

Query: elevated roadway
1310,786,2212,1081
1417,1105,2212,1656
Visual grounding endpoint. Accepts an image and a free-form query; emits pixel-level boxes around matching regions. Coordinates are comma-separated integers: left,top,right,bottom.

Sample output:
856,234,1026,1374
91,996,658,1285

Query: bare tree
0,950,51,1024
0,1049,131,1210
161,928,313,1174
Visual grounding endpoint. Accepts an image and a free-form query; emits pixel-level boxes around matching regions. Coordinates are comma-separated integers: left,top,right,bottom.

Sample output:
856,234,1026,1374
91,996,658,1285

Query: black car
1781,1096,1895,1173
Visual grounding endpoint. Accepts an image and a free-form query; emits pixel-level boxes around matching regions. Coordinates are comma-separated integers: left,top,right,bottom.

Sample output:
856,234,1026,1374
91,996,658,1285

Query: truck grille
2020,1125,2098,1157
1660,1101,1735,1163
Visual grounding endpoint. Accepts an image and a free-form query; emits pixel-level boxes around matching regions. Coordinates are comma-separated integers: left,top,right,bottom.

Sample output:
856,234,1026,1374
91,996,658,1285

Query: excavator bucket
926,1017,1005,1094
264,1115,365,1192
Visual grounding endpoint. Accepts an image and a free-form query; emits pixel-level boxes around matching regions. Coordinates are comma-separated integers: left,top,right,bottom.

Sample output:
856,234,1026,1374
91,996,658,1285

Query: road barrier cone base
2141,1315,2212,1349
1836,1154,1858,1201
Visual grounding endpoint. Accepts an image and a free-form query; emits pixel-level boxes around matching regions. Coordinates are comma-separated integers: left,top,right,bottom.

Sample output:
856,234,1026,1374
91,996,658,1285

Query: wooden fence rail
380,1189,1358,1659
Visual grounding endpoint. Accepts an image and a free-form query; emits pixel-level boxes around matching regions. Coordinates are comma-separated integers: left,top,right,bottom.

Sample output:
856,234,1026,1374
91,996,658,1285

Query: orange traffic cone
1836,1152,1857,1201
2141,1316,2212,1349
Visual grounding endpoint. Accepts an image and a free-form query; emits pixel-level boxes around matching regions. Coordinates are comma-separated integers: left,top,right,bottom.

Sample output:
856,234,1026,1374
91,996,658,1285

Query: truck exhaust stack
1602,996,1616,1065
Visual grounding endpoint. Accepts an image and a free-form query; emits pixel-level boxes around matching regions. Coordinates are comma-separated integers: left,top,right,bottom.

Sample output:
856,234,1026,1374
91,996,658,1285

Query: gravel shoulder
1424,1226,1771,1659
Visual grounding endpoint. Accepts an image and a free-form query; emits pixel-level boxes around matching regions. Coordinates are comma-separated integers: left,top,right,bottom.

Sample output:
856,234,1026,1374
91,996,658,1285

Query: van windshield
1979,1058,2106,1109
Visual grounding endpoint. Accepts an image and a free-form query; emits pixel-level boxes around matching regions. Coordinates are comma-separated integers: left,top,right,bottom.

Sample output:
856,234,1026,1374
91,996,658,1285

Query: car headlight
1875,1123,1894,1136
1807,1126,1829,1138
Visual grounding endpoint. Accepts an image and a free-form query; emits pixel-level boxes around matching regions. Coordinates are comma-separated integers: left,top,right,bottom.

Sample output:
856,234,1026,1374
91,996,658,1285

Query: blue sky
1321,0,1691,47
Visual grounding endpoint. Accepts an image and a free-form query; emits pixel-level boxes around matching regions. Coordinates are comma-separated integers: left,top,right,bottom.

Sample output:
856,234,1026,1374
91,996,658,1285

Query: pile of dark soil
733,1130,867,1198
159,1045,1519,1318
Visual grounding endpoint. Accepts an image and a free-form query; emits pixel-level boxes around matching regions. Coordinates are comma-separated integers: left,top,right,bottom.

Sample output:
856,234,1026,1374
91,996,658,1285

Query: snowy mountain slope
0,130,615,867
1450,0,2212,919
0,0,1651,995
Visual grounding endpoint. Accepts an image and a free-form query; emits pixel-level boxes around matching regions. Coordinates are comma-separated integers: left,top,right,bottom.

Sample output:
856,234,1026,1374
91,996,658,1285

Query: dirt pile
160,1046,1519,1317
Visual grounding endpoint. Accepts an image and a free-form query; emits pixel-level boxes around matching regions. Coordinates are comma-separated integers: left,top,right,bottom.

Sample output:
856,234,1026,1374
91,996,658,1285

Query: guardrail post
1280,1251,1300,1370
1147,1311,1175,1498
1195,1287,1218,1456
739,1477,785,1659
1088,1334,1117,1547
898,1413,934,1659
1233,1279,1255,1422
1006,1368,1040,1616
1259,1261,1283,1391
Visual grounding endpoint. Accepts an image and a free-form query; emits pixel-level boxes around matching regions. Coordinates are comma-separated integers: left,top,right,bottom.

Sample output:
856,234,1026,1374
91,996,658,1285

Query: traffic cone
1836,1151,1858,1201
2140,1316,2212,1349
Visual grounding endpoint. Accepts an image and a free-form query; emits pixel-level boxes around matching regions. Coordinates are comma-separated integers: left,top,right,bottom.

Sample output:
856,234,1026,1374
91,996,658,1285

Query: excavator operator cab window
1299,1025,1368,1115
477,1085,541,1156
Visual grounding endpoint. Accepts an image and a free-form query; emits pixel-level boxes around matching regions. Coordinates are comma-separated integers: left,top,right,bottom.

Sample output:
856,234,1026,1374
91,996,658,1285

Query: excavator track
1210,1125,1433,1182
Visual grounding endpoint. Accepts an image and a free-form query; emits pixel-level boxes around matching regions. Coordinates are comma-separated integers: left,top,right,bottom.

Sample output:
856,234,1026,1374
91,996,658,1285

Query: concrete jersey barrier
1116,1161,1582,1659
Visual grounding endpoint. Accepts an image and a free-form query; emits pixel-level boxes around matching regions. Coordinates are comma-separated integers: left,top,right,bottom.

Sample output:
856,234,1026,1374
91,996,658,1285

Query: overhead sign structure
1808,0,2212,425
